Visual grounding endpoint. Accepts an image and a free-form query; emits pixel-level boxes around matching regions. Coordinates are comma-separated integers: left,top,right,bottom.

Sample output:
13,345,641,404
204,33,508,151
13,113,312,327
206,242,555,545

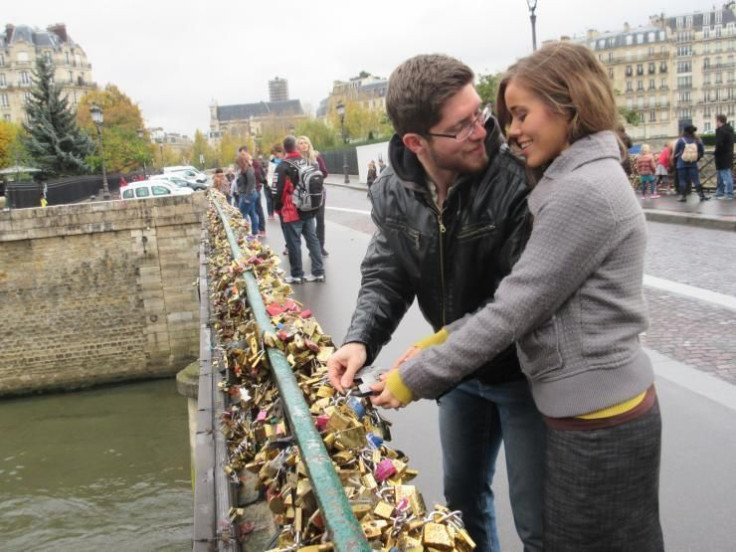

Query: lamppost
89,104,110,200
336,100,349,184
527,0,538,52
137,128,147,178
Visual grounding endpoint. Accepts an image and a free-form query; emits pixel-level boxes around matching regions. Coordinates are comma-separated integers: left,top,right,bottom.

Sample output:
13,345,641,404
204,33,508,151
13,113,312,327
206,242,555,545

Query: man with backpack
273,135,325,284
675,124,707,202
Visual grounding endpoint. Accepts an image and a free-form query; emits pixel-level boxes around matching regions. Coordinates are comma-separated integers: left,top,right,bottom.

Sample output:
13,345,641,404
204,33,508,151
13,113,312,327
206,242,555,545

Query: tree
0,121,29,168
294,118,337,151
618,106,641,126
476,72,502,108
22,58,94,175
328,100,392,144
77,85,154,173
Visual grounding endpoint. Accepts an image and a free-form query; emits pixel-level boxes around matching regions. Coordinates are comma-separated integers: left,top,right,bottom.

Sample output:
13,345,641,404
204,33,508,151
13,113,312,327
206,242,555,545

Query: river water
0,379,192,552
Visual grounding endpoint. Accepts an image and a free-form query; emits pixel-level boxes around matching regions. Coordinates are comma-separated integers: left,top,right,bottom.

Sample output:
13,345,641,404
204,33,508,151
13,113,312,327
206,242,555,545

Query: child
636,144,658,198
655,143,672,194
373,42,663,551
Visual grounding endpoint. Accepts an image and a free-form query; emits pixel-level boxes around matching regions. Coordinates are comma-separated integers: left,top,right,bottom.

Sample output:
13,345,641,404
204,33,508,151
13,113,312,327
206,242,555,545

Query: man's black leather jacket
343,117,531,385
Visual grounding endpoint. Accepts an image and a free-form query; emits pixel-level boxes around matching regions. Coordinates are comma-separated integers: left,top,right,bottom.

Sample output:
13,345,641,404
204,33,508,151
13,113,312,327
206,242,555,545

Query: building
0,23,95,125
580,6,736,140
208,99,305,143
268,77,289,103
318,73,388,118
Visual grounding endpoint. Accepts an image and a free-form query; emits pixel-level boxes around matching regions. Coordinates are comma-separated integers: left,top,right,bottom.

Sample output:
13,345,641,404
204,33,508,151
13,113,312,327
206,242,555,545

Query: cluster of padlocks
205,191,475,551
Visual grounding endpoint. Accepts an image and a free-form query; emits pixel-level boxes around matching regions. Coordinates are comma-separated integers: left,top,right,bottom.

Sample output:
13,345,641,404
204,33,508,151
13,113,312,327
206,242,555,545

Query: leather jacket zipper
436,210,447,326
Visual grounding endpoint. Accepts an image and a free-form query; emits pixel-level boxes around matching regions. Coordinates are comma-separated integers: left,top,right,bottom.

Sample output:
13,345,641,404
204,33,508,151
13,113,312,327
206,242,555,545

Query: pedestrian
267,144,284,220
369,42,664,552
327,54,545,551
636,144,658,198
366,160,377,188
274,135,325,284
714,114,735,200
211,168,230,199
675,125,707,202
119,176,128,189
236,151,259,236
226,167,238,207
296,135,330,257
251,155,267,236
655,142,672,195
377,157,386,174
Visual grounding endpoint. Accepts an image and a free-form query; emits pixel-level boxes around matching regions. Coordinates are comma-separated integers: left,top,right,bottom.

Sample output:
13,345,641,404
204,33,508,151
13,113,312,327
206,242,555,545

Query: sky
4,0,702,136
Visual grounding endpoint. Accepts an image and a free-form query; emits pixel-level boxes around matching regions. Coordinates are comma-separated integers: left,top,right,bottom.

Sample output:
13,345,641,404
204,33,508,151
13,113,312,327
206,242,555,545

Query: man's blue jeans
283,216,324,278
238,192,260,235
438,377,546,552
716,168,734,197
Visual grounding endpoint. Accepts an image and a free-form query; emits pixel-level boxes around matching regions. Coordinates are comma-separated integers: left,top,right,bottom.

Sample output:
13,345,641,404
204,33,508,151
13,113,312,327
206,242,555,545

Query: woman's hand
369,370,405,410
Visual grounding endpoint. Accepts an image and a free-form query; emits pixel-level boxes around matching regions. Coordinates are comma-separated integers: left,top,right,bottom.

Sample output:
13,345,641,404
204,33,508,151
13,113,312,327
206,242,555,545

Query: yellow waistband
576,391,647,420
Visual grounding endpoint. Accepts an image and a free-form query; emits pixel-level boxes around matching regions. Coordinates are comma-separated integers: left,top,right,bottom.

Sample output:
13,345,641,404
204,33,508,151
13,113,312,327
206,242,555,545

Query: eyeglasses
426,110,486,142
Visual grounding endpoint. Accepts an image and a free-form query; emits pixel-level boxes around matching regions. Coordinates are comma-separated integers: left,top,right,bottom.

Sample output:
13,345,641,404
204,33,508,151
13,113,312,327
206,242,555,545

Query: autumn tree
77,84,154,173
328,100,392,144
0,121,29,168
23,58,94,175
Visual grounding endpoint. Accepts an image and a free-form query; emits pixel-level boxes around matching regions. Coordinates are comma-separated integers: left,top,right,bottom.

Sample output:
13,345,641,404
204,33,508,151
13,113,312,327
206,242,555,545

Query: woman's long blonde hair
297,135,318,164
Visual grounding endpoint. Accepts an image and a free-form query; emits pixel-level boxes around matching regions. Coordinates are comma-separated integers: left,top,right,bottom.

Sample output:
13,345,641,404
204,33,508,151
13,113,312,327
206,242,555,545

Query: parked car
150,173,207,191
163,165,208,184
120,180,193,200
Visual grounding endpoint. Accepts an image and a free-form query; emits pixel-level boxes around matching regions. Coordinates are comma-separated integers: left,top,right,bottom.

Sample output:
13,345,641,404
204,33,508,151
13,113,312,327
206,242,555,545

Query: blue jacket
674,136,704,170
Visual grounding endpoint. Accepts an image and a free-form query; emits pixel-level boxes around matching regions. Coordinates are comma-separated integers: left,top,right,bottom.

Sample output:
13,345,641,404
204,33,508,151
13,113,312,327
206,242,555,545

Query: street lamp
526,0,538,52
89,104,110,199
336,100,349,184
137,128,147,178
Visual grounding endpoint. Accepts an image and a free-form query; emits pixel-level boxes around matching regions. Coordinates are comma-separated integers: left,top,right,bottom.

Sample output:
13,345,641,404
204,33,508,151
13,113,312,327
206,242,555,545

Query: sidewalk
325,176,736,231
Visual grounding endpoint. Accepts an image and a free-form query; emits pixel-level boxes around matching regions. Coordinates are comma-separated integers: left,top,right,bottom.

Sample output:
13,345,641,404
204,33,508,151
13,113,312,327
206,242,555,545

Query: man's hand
327,342,367,394
369,370,404,410
392,345,421,370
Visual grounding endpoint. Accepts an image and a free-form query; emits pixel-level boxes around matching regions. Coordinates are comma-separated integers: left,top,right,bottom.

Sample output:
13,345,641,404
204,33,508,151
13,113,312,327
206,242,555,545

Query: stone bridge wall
0,195,207,396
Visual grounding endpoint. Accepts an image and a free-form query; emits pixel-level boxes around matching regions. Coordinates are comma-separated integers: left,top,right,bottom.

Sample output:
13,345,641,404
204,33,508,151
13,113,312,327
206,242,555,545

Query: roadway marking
325,210,736,313
643,275,736,313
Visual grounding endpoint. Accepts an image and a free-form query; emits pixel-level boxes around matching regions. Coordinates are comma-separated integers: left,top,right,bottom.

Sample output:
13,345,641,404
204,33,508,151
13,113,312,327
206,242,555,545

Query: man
327,54,545,551
715,114,735,200
273,136,325,284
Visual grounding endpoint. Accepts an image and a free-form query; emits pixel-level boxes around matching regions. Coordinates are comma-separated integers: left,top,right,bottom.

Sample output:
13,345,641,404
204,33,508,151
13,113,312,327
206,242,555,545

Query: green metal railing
212,201,369,552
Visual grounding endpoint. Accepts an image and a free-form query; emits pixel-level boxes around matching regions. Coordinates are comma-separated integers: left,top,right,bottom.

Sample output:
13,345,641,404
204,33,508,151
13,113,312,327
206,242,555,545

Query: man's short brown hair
386,54,474,137
717,114,727,125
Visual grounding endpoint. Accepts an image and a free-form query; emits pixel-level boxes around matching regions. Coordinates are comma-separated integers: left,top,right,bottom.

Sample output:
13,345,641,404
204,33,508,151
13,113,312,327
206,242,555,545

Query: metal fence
321,147,359,175
3,172,145,209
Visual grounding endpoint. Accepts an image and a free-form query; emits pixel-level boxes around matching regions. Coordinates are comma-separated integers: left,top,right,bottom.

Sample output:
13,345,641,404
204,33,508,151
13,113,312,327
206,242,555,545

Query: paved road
258,185,736,550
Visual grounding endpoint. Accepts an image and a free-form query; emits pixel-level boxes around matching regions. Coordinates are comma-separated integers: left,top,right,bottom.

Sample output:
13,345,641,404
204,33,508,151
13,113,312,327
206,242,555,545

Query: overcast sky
5,0,701,135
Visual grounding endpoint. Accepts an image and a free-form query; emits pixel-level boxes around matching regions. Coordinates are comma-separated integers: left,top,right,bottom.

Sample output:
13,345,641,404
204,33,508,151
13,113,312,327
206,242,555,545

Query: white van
120,180,193,200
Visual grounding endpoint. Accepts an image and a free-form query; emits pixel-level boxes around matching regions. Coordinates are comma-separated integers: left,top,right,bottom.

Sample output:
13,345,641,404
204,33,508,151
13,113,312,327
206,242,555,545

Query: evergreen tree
22,58,94,175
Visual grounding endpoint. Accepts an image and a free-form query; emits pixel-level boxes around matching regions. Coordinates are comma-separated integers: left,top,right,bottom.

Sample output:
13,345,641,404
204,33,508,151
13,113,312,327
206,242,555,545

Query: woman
655,143,672,194
236,153,259,236
675,124,706,202
374,42,663,551
636,144,658,198
211,168,230,199
366,160,377,188
296,135,329,256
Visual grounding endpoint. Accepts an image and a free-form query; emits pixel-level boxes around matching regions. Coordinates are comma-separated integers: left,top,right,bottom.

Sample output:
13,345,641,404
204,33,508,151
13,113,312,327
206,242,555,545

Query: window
626,65,633,76
704,105,712,117
705,74,712,85
637,64,644,75
717,72,723,84
1,93,8,107
649,110,656,122
677,76,693,88
660,62,667,73
676,17,683,29
704,122,712,133
730,71,735,83
648,96,656,107
637,97,645,109
626,35,633,46
152,186,171,196
704,12,711,26
135,187,151,198
20,71,30,85
660,95,668,106
0,55,4,67
649,79,656,90
649,63,656,74
660,31,666,41
0,73,5,86
686,15,693,28
626,98,634,110
677,61,691,73
716,10,723,25
65,52,70,64
704,27,711,39
704,57,711,69
626,81,633,92
648,32,655,43
637,80,644,91
122,189,134,199
23,92,31,103
660,111,668,122
661,78,668,89
717,56,723,67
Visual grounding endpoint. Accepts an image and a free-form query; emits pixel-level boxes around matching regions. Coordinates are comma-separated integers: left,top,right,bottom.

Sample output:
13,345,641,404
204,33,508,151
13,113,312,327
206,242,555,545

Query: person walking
714,114,735,200
236,152,259,236
636,144,658,198
655,143,672,195
296,135,330,257
370,42,664,552
252,155,267,236
366,160,377,188
274,136,325,284
675,125,707,202
327,54,546,552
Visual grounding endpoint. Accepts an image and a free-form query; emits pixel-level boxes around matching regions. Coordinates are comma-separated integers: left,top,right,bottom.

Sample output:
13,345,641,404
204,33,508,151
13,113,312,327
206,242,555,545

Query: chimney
5,24,14,42
623,22,631,32
47,23,68,43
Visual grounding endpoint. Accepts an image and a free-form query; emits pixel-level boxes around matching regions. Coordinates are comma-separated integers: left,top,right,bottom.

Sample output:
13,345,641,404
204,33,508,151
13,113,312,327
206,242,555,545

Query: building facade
317,73,388,118
580,7,736,140
268,77,289,103
208,99,305,143
0,23,95,125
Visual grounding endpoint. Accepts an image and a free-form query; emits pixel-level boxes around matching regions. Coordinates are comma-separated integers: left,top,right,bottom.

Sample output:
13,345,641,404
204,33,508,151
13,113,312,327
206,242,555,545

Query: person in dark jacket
715,114,735,199
326,54,545,552
675,124,707,202
274,136,325,284
236,151,259,236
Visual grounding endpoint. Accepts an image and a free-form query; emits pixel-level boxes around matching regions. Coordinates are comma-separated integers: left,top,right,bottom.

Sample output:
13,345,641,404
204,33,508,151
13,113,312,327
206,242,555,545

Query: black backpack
285,159,325,212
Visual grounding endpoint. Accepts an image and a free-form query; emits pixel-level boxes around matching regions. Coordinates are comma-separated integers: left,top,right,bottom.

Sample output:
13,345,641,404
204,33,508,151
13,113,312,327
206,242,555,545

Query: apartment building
0,23,95,125
581,6,736,140
317,73,388,118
